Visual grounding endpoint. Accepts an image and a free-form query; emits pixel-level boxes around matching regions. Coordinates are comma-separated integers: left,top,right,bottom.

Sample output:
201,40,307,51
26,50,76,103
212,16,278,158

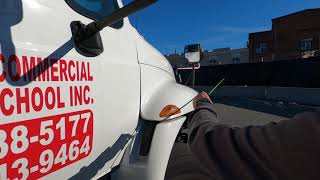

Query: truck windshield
66,0,123,27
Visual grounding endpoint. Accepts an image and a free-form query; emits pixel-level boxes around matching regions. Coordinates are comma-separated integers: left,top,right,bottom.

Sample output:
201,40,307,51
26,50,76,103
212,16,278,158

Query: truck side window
66,0,123,28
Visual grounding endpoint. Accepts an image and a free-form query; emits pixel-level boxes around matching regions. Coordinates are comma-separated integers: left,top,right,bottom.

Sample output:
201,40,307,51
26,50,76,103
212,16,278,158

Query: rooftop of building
248,8,320,36
249,30,272,36
272,8,320,22
165,47,248,57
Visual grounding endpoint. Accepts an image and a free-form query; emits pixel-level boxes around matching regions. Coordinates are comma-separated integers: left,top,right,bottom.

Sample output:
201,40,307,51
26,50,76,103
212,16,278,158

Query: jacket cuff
187,102,218,129
195,101,218,117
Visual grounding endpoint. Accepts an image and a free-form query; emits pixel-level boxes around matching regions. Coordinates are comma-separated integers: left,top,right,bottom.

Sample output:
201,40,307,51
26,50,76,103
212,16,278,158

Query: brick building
249,9,320,62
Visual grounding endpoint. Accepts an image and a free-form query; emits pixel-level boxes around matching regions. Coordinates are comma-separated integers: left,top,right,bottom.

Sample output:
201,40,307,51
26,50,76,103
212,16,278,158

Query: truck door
0,0,140,179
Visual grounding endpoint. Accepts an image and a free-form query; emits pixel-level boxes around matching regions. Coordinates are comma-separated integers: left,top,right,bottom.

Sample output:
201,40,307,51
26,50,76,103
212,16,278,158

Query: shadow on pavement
214,97,318,118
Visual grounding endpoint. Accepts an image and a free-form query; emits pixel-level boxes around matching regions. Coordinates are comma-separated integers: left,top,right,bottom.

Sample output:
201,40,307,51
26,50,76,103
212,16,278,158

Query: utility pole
192,62,196,88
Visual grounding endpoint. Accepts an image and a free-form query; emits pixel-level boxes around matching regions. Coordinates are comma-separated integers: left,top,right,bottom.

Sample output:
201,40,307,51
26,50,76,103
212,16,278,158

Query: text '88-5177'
0,110,93,180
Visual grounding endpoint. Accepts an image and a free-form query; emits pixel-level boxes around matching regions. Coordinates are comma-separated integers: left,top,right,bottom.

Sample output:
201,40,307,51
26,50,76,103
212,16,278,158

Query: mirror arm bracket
71,21,104,57
71,0,158,57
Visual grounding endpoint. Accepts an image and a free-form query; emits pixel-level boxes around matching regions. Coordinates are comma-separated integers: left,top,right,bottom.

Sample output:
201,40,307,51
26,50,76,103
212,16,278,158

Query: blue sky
123,0,320,54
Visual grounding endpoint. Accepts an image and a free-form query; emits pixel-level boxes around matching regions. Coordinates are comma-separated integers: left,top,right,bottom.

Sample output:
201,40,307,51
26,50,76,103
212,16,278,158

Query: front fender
140,64,197,121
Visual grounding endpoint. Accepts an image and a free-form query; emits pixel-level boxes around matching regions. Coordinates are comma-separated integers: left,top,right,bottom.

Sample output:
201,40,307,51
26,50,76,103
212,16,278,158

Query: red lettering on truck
0,88,14,116
0,54,94,117
0,54,6,82
0,110,94,180
0,87,67,116
0,54,94,82
8,55,21,82
22,56,37,81
16,88,30,114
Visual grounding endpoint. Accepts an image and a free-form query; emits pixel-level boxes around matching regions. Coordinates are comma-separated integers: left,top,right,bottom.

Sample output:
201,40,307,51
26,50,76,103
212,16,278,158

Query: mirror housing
184,44,203,63
71,0,158,57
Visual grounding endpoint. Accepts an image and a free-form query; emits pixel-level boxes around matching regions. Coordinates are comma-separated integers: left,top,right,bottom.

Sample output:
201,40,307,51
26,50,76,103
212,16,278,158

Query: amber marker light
159,105,181,118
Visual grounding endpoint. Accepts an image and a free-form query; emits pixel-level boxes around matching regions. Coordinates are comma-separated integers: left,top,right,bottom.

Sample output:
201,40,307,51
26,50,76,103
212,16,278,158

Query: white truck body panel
136,36,197,121
111,116,186,180
140,65,196,121
135,35,174,75
0,0,196,179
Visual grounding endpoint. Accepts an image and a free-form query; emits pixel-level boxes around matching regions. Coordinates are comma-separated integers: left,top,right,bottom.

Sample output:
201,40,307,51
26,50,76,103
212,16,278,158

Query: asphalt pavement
213,97,318,127
166,97,319,179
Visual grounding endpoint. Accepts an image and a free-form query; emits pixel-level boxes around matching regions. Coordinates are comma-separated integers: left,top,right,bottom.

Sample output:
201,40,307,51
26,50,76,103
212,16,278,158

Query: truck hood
136,35,174,76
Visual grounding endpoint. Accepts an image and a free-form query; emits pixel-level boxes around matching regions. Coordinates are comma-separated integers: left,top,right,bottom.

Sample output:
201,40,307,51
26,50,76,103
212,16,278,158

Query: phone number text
0,110,93,180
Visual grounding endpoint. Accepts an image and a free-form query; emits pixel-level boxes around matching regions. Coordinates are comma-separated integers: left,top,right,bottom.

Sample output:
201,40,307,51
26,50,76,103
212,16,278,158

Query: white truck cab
0,0,197,180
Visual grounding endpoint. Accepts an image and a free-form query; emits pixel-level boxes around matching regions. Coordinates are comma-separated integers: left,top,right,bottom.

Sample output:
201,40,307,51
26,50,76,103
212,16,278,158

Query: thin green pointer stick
163,78,225,120
208,78,225,96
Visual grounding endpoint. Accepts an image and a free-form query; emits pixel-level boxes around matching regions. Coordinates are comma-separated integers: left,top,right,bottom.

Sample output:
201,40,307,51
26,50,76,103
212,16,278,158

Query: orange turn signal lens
159,105,181,118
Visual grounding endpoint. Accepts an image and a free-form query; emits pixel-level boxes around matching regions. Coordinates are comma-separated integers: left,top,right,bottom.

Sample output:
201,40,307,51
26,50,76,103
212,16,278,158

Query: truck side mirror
71,0,158,57
184,44,203,63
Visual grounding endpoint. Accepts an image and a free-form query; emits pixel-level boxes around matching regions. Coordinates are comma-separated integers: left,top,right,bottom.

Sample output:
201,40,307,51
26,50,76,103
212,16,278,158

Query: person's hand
193,92,213,108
